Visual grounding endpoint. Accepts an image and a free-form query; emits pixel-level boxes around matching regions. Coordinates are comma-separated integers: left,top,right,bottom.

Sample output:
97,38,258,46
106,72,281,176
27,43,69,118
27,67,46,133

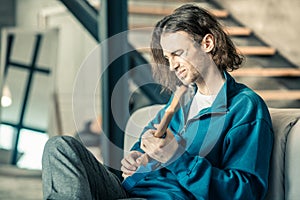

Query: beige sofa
124,105,300,200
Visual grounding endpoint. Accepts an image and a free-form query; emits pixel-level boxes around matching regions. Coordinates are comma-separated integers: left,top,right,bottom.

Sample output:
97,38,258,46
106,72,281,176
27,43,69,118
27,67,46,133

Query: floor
0,165,42,200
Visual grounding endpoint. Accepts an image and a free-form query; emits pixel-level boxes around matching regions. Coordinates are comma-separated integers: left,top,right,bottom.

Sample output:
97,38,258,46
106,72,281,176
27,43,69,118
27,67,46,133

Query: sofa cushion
264,108,300,200
124,104,165,154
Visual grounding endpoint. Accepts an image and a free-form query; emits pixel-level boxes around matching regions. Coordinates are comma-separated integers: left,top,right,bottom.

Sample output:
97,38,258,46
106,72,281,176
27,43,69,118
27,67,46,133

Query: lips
177,69,186,78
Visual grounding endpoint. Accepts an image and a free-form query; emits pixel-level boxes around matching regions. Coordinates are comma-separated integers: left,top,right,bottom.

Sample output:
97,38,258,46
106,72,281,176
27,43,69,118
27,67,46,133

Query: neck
195,65,225,96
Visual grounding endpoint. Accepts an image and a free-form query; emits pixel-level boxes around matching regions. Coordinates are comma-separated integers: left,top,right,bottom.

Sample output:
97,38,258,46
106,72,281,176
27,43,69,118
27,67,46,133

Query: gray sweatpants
42,136,128,200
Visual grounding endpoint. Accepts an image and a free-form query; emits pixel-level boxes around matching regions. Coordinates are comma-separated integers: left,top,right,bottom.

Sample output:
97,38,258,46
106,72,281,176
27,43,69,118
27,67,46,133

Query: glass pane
23,73,53,130
1,68,28,124
10,31,36,66
17,129,48,170
0,125,15,164
0,124,15,149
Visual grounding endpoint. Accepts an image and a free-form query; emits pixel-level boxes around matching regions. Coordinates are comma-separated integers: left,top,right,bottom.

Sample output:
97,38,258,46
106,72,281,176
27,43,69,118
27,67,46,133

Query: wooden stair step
237,46,276,56
223,26,252,36
255,90,300,101
150,0,189,1
128,5,229,18
230,68,300,77
129,25,251,37
137,46,276,56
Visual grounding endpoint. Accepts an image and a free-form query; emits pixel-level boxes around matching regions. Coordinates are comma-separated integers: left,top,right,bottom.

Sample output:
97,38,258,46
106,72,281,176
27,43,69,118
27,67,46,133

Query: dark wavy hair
150,4,243,91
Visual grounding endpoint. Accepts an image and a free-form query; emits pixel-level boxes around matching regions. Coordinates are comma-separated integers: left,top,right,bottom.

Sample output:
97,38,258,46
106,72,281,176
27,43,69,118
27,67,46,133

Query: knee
43,136,78,156
42,136,81,168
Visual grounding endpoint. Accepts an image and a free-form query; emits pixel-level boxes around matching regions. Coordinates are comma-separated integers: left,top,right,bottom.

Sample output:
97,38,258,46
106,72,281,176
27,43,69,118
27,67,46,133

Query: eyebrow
163,49,184,58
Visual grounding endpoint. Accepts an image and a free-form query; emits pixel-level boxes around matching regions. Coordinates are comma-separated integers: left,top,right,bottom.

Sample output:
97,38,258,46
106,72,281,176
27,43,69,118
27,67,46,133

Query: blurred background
0,0,299,199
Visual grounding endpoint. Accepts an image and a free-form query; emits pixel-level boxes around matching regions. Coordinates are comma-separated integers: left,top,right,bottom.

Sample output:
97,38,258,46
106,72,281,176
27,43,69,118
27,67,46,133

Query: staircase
126,0,300,108
65,0,300,109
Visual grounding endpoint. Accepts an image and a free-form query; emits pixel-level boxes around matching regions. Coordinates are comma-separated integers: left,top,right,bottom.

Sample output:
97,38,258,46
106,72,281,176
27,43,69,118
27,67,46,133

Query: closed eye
163,49,184,60
172,49,184,57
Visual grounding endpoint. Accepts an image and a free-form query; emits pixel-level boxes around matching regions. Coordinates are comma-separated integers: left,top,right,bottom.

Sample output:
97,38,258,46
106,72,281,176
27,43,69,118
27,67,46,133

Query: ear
201,34,214,53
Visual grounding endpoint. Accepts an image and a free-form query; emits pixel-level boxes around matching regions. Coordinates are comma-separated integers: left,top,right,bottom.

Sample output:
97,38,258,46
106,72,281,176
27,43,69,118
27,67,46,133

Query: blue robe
123,72,273,200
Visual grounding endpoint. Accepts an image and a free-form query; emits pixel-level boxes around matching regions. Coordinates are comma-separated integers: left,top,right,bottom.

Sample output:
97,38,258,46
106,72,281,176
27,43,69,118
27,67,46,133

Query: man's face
160,31,210,86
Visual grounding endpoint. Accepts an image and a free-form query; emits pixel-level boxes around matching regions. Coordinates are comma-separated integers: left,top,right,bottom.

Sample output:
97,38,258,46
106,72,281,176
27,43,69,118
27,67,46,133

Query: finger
126,156,138,166
141,139,155,154
121,158,137,170
121,157,131,167
121,165,136,175
166,128,175,138
122,173,128,179
136,154,149,166
122,173,131,179
141,137,156,151
121,170,133,179
140,141,146,152
152,149,164,161
160,129,175,146
132,151,143,158
141,140,147,149
127,152,141,166
142,131,154,139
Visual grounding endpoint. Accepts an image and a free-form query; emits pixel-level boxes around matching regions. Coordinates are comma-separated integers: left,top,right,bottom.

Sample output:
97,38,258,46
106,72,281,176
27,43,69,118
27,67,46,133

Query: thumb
166,128,174,138
137,154,150,166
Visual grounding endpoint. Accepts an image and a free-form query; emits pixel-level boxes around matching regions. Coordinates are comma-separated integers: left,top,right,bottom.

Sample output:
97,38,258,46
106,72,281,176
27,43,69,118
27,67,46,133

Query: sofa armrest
265,108,300,200
285,117,300,200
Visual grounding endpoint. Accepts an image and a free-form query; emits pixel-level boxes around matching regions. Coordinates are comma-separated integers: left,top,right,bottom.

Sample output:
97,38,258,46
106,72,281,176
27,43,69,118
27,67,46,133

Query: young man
42,4,273,200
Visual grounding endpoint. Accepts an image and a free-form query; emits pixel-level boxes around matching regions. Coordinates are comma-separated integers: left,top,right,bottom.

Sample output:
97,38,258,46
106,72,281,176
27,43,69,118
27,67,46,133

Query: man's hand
121,151,143,179
140,125,179,163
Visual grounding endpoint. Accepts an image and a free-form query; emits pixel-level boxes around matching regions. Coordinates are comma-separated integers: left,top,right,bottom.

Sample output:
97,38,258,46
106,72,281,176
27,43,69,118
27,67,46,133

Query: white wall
15,0,98,135
215,0,300,67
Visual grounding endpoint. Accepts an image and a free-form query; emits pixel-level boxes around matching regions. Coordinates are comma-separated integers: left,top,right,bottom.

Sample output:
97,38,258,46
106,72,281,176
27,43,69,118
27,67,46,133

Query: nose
169,57,179,71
